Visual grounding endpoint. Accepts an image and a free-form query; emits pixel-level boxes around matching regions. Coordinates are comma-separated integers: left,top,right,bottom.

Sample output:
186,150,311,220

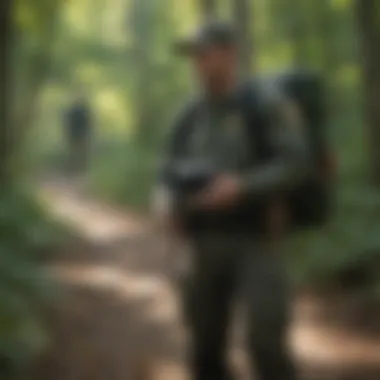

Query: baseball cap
173,21,237,56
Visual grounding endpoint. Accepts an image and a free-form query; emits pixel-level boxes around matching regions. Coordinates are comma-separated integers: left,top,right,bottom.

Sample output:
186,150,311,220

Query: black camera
163,159,217,195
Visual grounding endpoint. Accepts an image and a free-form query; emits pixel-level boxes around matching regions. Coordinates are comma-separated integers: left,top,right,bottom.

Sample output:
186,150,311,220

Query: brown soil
23,178,380,380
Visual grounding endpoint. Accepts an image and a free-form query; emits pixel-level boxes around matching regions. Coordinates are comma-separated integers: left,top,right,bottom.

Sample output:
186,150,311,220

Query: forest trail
28,177,380,380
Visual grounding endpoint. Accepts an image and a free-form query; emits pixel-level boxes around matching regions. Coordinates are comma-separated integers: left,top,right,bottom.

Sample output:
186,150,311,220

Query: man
64,90,92,174
154,21,310,380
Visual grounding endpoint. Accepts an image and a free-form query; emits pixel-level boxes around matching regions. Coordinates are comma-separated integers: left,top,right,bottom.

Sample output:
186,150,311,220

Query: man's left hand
192,174,243,211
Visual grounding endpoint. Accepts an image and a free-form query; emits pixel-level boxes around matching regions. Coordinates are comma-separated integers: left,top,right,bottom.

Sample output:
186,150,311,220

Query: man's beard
203,72,233,96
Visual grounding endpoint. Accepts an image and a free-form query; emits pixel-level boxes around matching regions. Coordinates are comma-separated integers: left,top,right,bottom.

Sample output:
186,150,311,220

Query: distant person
64,92,92,174
153,21,312,380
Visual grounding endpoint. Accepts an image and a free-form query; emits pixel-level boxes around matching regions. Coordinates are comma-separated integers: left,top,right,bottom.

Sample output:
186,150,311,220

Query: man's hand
192,174,243,211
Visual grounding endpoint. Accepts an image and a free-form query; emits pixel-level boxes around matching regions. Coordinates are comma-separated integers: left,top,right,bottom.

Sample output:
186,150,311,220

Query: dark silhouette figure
64,93,92,175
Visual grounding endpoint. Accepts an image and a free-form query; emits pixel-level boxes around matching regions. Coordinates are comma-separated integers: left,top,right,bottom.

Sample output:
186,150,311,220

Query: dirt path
28,178,380,380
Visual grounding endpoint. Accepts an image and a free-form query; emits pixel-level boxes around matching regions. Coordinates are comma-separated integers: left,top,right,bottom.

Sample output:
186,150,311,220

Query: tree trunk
313,0,337,118
200,0,217,22
232,0,253,77
130,0,155,146
288,1,309,69
10,3,61,182
314,0,335,75
0,0,12,186
355,0,380,186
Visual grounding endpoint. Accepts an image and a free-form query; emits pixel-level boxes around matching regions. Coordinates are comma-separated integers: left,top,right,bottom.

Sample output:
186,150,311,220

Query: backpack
241,71,335,229
163,71,335,230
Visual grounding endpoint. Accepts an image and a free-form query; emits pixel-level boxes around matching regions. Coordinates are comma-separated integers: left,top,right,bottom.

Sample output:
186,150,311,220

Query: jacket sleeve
241,88,311,197
151,103,193,216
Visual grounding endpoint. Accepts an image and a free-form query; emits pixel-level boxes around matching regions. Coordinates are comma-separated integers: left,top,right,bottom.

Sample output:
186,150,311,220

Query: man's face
193,45,238,90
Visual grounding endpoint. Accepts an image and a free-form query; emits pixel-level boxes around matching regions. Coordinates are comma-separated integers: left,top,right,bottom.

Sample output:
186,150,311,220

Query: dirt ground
24,178,380,380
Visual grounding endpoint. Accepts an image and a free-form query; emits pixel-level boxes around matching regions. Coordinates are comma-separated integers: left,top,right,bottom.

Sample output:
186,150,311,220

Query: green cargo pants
180,234,298,380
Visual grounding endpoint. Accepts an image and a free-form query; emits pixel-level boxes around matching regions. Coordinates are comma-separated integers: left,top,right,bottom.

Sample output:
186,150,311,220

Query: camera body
164,159,217,196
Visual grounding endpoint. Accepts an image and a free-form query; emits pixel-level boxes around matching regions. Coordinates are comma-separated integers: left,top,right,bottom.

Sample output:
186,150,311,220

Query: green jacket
155,81,310,234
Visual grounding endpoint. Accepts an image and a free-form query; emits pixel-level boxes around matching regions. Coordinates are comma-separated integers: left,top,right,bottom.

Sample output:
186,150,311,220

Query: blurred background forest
2,0,380,378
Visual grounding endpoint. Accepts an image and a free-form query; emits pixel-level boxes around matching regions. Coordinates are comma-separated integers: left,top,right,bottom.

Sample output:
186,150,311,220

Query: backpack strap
236,80,276,164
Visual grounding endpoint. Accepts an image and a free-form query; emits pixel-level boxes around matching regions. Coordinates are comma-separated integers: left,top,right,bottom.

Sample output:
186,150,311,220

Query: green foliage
89,142,157,211
16,0,61,39
0,189,63,375
289,113,380,290
289,184,380,287
24,0,380,295
0,0,68,374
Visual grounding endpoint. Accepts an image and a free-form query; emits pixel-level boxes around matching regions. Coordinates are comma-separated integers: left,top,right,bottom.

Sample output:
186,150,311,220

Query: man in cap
154,21,309,380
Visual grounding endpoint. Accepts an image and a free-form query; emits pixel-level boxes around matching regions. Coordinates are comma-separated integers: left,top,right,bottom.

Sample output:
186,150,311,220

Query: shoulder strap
237,80,274,161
